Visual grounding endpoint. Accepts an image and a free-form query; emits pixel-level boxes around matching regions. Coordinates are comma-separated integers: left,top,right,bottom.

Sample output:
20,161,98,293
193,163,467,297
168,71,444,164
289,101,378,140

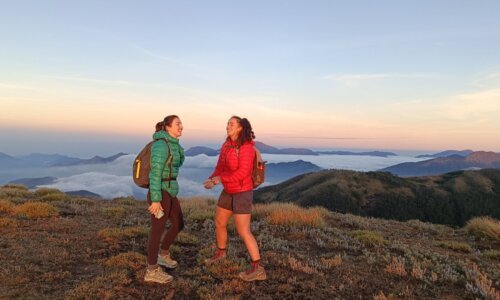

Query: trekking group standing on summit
135,115,266,284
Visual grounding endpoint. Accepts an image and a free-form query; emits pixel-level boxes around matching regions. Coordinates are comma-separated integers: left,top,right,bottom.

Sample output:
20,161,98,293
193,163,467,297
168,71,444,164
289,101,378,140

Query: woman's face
226,118,242,140
166,117,183,138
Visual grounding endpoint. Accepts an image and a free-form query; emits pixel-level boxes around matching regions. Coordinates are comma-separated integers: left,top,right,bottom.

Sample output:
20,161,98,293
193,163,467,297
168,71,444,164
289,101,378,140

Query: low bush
13,202,59,219
465,217,500,241
0,199,15,213
102,206,127,218
349,230,387,246
436,241,472,253
104,252,146,271
254,203,327,228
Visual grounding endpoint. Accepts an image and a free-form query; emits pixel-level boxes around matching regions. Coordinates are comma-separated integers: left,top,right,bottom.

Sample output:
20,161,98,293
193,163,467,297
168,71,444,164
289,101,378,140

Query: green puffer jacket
149,130,185,201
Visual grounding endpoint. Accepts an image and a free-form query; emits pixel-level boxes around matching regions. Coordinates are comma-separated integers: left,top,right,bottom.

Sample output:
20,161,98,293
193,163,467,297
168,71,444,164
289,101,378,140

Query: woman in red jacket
203,116,266,282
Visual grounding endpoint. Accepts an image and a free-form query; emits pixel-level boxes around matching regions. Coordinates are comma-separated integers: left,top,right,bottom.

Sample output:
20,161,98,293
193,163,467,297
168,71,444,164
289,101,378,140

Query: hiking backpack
133,138,172,188
234,146,266,188
252,147,266,188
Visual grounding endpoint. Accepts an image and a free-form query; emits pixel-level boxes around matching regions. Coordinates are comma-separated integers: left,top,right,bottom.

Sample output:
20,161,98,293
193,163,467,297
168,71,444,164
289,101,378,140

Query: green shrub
349,230,387,246
484,250,500,260
436,241,472,253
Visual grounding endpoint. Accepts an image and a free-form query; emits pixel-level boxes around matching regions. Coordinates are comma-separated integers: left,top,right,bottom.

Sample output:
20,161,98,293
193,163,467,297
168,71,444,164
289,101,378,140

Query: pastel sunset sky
1,1,500,156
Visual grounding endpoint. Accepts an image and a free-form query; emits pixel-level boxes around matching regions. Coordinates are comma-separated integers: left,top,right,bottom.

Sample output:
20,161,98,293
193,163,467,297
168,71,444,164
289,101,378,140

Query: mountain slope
416,149,474,158
184,146,219,157
254,168,500,226
51,152,128,166
265,160,322,183
381,151,500,176
0,185,498,299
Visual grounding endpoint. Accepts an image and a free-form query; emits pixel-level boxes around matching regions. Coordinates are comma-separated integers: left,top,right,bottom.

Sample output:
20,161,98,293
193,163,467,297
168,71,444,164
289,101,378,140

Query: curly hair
230,116,255,146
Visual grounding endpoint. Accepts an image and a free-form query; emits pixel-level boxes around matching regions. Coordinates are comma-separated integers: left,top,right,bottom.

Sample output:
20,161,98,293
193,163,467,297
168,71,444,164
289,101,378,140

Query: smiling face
166,117,183,138
226,117,242,141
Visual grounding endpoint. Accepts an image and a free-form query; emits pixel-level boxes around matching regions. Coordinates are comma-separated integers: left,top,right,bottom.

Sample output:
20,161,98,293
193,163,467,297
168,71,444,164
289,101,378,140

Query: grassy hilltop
0,184,499,299
255,169,500,227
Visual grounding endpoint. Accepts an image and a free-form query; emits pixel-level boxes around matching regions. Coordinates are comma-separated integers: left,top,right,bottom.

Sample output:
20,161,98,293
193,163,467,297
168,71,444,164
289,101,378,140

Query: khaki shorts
217,190,253,214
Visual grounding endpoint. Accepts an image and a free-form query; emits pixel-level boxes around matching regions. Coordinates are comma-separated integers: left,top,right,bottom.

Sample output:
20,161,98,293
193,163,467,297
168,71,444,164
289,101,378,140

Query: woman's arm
149,140,168,202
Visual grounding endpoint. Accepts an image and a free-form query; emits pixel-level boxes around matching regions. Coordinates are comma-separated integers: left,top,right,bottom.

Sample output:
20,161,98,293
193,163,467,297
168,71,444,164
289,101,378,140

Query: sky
1,0,500,156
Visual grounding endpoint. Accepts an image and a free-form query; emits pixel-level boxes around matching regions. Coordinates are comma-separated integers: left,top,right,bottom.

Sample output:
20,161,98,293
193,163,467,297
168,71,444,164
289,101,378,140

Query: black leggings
147,190,184,265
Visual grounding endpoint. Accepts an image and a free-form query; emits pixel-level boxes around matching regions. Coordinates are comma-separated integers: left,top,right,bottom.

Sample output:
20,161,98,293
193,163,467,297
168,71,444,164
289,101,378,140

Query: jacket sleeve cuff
150,191,162,202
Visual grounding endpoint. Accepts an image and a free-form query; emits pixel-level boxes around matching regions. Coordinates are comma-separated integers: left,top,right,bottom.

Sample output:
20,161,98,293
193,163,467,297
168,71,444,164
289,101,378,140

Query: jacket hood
153,130,179,144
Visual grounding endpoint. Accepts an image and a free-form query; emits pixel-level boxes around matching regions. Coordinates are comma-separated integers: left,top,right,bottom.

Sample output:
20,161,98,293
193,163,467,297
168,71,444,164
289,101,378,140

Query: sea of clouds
2,153,426,199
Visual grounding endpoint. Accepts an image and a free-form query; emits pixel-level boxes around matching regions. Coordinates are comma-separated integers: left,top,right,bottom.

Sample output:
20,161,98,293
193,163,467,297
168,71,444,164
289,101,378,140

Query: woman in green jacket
144,115,185,284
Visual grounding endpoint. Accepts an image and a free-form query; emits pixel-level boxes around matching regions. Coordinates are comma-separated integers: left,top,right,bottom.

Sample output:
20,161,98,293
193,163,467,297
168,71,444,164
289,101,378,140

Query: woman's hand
211,176,221,185
148,202,163,215
203,179,215,189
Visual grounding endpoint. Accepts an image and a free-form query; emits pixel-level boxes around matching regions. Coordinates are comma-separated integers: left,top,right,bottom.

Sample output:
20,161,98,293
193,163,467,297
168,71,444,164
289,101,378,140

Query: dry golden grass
104,252,146,271
181,197,216,222
287,255,318,274
437,241,472,253
66,270,131,300
0,199,15,213
1,184,28,190
349,230,387,246
0,186,32,199
320,255,342,268
13,202,59,219
39,193,70,202
102,206,127,218
385,256,407,277
98,226,149,243
34,187,64,197
254,203,327,228
465,217,500,241
0,217,17,227
410,264,425,280
111,196,137,206
176,231,199,245
464,262,500,300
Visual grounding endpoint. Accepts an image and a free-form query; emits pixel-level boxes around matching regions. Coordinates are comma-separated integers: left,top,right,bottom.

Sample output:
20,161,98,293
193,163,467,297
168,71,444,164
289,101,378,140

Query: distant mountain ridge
51,152,128,166
381,151,500,176
9,177,57,189
184,146,219,157
184,142,397,157
416,149,474,158
265,160,322,183
254,168,500,226
316,150,397,157
0,152,128,168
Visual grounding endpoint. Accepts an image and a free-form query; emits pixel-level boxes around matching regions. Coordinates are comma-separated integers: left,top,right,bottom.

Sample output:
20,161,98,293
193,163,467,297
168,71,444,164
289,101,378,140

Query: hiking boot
204,248,227,265
144,267,173,284
239,262,266,282
158,252,178,269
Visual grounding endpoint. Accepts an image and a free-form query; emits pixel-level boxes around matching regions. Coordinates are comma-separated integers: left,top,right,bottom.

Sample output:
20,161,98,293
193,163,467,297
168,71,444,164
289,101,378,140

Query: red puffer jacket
210,139,255,194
